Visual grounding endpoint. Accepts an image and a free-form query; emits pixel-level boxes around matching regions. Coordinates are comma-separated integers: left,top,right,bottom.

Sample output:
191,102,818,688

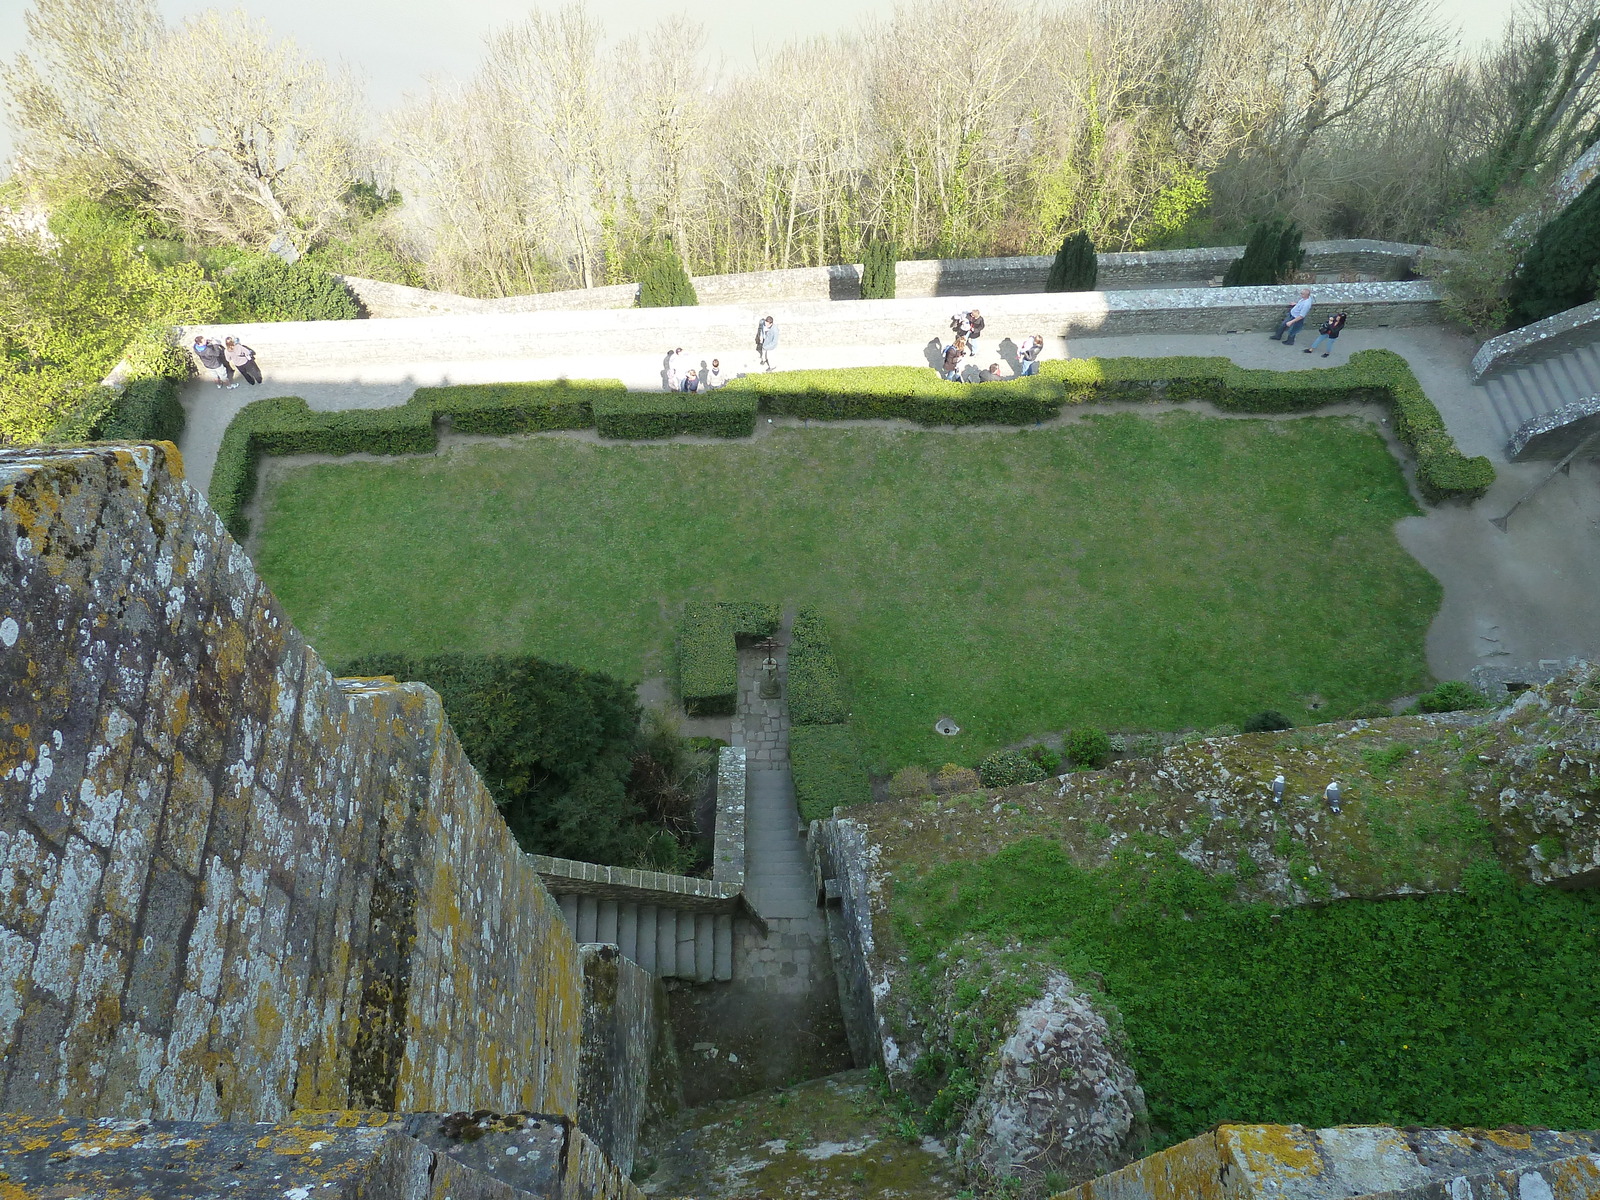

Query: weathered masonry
0,442,651,1197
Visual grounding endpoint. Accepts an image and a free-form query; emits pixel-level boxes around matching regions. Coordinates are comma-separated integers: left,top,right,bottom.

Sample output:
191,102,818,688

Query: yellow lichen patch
154,441,185,480
287,1111,395,1130
252,1124,336,1156
1222,1124,1322,1179
1478,1128,1534,1151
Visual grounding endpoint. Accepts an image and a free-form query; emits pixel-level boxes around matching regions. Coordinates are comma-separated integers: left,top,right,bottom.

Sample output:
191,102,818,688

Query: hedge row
592,391,758,439
675,601,781,716
1039,349,1495,503
784,607,871,822
790,723,873,823
93,376,186,443
721,366,1061,426
417,380,616,435
787,606,850,725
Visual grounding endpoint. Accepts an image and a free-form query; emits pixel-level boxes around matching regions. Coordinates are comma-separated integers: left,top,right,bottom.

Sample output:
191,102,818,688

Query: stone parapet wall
179,281,1440,381
1472,299,1600,380
339,240,1427,316
712,745,747,889
0,443,583,1124
577,944,661,1175
533,853,743,912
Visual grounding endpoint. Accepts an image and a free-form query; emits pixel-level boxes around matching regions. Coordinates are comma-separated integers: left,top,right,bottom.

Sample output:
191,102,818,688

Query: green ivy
894,839,1600,1146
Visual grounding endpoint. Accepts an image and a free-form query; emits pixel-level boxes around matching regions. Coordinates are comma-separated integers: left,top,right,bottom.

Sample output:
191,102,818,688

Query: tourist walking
950,311,972,342
193,336,232,388
1018,334,1044,376
223,337,261,385
1269,289,1313,346
757,316,778,372
967,309,986,345
1305,311,1347,358
941,336,969,381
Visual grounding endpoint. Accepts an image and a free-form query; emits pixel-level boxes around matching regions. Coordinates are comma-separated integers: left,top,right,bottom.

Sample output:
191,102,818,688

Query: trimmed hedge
790,722,872,823
787,606,850,725
675,601,781,715
418,379,618,435
94,376,186,443
593,391,758,439
723,366,1061,426
1042,350,1495,503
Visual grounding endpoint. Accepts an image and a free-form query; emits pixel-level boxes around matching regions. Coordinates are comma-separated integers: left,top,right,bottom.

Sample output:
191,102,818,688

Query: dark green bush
637,237,698,308
1025,743,1063,774
340,652,649,863
1509,175,1600,326
219,256,363,322
1414,681,1493,713
1046,231,1098,291
1064,726,1112,768
1221,218,1304,287
861,235,898,299
790,723,873,822
675,601,781,715
978,749,1047,788
1242,710,1294,733
724,366,1061,426
787,606,850,724
94,376,186,443
592,391,757,439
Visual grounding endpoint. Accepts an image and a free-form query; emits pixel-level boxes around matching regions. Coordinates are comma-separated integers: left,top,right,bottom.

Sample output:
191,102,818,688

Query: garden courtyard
254,410,1438,770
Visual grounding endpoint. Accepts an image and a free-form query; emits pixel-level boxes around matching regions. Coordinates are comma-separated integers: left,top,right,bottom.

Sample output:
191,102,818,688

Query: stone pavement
178,320,1600,689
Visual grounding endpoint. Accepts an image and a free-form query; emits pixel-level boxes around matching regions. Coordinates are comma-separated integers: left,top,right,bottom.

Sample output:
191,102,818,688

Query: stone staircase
743,769,817,920
1477,340,1600,446
556,894,733,982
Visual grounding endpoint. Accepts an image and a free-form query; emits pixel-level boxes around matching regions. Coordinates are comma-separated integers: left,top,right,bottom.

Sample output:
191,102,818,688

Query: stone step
551,895,729,982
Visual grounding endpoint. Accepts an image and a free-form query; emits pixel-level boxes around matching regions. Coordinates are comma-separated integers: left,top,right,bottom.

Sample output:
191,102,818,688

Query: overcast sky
0,0,1517,165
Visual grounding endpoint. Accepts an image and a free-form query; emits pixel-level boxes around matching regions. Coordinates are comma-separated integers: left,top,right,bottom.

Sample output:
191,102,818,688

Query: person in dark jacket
1305,311,1347,358
941,336,969,381
757,316,778,371
966,309,986,345
1018,333,1044,376
193,336,232,388
223,337,262,385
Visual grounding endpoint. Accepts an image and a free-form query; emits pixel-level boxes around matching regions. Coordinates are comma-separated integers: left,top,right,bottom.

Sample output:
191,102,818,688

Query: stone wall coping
531,853,742,910
712,745,747,889
338,239,1431,318
1472,299,1600,381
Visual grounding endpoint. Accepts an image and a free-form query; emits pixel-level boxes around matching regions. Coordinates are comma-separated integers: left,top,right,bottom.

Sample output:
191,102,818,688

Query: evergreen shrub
1046,231,1098,291
1221,218,1304,287
861,235,898,299
791,723,873,822
93,376,186,443
724,367,1061,425
787,606,851,725
1242,710,1294,733
637,238,698,307
418,380,617,435
340,652,647,863
592,391,758,439
675,601,781,715
219,256,363,322
978,749,1047,788
1064,727,1111,768
1508,175,1600,326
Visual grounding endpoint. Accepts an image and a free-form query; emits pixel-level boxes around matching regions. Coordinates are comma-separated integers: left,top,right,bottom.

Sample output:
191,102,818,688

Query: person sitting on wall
706,358,727,388
978,361,1014,382
682,363,701,392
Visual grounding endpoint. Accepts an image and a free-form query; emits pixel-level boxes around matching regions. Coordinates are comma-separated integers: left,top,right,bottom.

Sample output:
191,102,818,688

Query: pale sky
0,0,1518,165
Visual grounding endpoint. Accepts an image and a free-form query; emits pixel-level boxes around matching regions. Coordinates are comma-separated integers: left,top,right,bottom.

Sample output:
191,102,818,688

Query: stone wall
338,240,1426,317
577,944,661,1175
0,442,583,1124
1471,299,1600,381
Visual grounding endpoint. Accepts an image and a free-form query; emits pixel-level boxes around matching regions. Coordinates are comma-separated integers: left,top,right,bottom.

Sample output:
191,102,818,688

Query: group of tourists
661,315,778,392
940,309,1045,382
191,335,262,388
1269,289,1348,357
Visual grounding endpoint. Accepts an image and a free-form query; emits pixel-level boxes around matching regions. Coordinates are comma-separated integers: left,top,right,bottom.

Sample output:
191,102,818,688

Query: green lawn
254,413,1439,769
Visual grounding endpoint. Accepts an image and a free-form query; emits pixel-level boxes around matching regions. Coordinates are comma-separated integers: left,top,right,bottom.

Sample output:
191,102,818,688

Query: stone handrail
712,745,747,888
530,854,742,911
1471,299,1600,381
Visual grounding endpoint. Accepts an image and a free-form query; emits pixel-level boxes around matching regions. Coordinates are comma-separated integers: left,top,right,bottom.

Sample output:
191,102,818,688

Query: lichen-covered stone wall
0,442,581,1123
577,944,661,1175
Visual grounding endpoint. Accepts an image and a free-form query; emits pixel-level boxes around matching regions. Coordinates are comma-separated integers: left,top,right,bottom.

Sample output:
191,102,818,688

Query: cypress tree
861,234,898,299
1046,230,1098,291
1508,176,1600,326
1221,218,1304,286
637,236,698,307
